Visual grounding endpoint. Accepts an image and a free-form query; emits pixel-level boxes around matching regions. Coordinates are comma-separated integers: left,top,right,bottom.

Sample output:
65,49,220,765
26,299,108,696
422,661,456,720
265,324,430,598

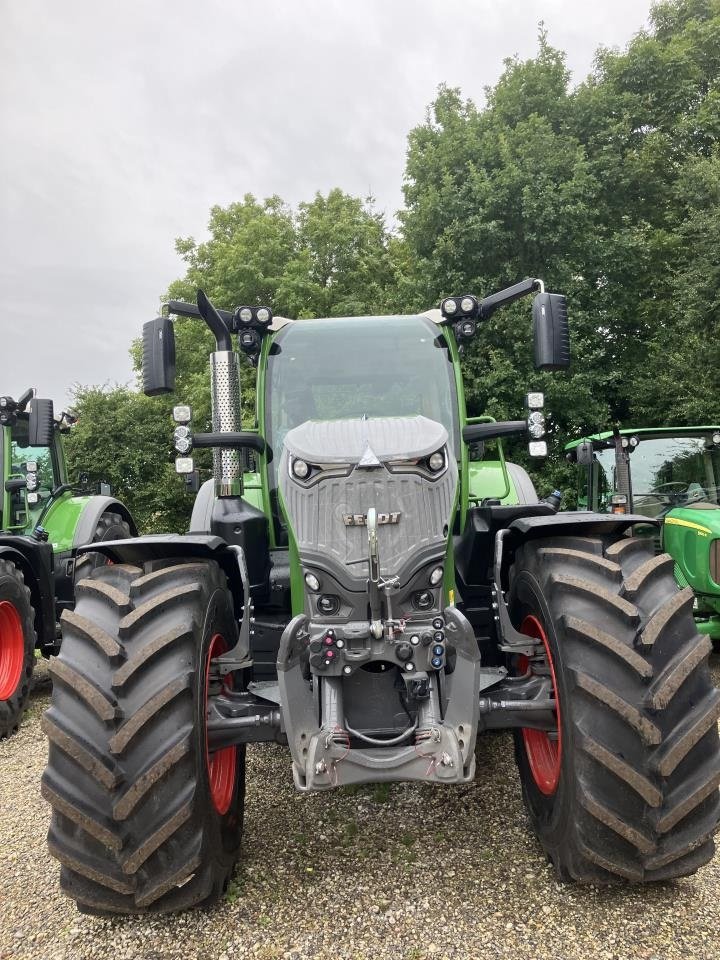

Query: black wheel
509,534,720,882
42,559,246,914
73,511,132,581
0,559,36,738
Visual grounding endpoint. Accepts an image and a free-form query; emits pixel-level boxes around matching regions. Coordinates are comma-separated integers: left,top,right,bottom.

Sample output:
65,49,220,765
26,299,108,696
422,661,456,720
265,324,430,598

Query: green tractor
0,389,136,737
567,426,720,644
42,282,720,915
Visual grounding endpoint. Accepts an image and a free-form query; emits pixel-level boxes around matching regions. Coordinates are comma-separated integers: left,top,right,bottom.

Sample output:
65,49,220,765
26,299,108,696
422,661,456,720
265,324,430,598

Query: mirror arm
479,278,542,320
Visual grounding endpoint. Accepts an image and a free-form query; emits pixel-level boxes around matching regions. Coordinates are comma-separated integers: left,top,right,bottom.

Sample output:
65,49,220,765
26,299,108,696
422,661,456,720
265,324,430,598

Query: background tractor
0,388,136,737
42,283,720,915
567,426,720,645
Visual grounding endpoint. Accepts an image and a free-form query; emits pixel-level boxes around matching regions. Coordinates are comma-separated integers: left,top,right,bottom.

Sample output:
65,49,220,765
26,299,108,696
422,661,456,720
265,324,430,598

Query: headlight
428,451,445,472
460,296,476,313
304,572,321,591
174,425,193,453
442,298,458,315
292,458,310,479
713,431,720,445
318,594,340,615
256,307,272,325
429,566,444,586
236,306,253,324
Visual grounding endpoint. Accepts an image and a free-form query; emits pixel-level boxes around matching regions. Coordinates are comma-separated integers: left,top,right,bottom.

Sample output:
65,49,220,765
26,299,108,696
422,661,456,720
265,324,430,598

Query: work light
175,456,194,474
172,405,192,424
525,392,544,410
236,306,253,325
528,441,547,458
256,307,272,326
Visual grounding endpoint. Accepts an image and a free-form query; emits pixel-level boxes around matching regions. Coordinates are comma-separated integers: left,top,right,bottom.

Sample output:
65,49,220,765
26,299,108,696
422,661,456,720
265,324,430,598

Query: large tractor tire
509,534,720,882
42,559,245,914
0,559,36,738
73,511,133,581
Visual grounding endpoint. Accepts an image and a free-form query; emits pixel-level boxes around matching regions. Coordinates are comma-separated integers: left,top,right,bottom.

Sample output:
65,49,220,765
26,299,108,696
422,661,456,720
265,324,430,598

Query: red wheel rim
205,634,237,815
518,614,562,796
0,600,25,701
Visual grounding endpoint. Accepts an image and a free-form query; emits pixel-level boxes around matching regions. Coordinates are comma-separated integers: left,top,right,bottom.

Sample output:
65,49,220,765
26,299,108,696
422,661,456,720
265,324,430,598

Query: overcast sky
0,0,652,407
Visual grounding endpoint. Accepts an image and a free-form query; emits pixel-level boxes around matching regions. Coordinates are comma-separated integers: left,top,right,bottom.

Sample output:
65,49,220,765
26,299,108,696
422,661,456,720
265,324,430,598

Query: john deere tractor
567,426,720,644
0,389,136,737
42,282,720,914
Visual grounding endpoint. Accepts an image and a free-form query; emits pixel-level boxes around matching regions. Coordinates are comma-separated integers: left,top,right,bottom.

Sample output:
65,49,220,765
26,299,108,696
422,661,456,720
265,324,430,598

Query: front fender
0,536,56,650
78,534,248,620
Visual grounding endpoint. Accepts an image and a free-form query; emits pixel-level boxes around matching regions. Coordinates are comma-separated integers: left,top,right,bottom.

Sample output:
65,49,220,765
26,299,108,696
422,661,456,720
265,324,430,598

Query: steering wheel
648,481,689,494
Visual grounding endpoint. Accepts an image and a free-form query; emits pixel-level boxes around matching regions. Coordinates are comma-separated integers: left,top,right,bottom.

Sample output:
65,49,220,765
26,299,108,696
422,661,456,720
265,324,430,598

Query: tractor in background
0,389,136,737
567,426,720,644
42,282,720,914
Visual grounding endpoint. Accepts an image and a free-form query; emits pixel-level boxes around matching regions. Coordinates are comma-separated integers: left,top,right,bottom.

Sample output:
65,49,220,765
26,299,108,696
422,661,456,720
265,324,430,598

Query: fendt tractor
567,426,720,644
0,389,135,737
42,282,720,915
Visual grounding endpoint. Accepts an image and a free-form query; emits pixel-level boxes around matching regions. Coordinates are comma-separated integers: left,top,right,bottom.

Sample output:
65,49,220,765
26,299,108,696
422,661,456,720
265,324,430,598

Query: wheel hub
519,614,562,796
205,633,237,814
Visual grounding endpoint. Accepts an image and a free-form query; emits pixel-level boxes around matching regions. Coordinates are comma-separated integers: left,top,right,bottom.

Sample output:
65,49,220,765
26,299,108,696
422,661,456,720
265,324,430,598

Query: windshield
590,437,720,516
266,315,458,457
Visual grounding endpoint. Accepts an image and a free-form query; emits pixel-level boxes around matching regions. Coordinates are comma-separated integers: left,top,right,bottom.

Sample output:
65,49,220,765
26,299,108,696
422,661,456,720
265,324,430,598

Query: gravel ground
2,657,720,960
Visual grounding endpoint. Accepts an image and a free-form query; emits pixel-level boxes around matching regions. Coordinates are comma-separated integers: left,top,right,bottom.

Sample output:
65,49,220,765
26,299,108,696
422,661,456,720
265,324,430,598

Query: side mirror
533,293,570,371
576,440,594,466
142,317,176,396
28,398,54,446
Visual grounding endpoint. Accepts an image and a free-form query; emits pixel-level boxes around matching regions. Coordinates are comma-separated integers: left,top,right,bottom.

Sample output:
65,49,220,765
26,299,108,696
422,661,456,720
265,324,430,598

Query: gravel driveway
2,657,720,960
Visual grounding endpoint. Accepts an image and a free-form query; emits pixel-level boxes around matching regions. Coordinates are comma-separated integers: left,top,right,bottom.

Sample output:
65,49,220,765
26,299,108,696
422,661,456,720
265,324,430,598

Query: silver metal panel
210,350,242,497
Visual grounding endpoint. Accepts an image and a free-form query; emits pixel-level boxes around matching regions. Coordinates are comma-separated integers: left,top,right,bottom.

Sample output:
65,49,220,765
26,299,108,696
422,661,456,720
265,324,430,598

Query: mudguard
0,535,56,650
78,534,248,619
508,510,657,540
72,495,137,547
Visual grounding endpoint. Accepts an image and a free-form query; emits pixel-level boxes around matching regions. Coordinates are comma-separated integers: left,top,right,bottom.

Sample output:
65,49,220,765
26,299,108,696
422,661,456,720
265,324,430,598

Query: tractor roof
565,426,720,450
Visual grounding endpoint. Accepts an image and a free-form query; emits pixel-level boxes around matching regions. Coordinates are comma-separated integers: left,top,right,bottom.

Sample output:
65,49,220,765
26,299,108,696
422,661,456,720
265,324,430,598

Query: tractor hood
283,415,448,466
278,415,457,590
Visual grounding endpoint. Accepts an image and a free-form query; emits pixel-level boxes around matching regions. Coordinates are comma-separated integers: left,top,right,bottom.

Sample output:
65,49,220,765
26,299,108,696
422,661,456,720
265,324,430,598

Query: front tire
0,559,36,739
510,534,720,882
42,559,245,914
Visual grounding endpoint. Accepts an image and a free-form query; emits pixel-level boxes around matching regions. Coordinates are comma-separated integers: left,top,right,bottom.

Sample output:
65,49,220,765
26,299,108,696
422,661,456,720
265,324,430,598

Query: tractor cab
568,426,720,518
567,425,720,641
0,392,68,534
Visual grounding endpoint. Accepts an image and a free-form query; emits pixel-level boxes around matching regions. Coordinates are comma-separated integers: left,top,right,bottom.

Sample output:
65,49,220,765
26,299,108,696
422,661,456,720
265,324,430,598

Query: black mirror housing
28,398,54,446
142,317,176,396
533,293,570,371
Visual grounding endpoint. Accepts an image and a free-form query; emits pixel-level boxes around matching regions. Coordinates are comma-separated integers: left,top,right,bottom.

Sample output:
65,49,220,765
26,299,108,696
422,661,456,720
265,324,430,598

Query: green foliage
65,0,720,521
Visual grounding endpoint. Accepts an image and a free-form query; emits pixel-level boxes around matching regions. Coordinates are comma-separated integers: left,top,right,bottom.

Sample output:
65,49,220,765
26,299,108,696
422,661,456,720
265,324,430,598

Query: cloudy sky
1,0,651,407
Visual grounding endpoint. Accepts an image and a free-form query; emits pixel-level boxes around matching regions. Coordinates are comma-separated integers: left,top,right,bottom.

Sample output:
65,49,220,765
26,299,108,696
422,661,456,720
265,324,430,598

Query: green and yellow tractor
567,426,720,644
41,284,720,914
0,389,136,737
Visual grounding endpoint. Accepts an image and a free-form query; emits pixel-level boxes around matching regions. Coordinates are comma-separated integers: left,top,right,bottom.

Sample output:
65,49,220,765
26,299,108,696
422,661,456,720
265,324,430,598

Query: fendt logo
342,512,401,526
